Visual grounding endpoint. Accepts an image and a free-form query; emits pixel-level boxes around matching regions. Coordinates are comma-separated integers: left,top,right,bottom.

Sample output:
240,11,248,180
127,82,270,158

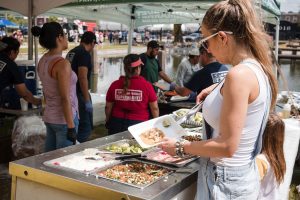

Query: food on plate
164,90,177,96
139,128,165,145
181,134,202,142
146,150,180,162
162,119,171,127
97,162,171,185
175,109,188,117
104,142,144,154
193,112,202,123
175,109,202,123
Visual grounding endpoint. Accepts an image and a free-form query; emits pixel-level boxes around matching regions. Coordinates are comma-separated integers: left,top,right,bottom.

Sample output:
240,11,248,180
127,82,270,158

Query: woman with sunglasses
160,0,277,199
32,22,79,151
105,54,159,135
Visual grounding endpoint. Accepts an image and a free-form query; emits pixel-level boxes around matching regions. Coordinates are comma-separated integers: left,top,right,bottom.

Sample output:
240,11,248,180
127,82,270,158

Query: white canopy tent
0,0,281,58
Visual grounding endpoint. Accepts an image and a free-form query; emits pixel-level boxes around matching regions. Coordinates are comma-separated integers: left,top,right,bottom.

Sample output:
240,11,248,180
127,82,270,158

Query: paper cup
20,98,28,111
32,95,41,109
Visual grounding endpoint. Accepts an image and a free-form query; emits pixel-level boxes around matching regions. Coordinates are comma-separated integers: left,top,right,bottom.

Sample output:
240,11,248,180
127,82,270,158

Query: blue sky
279,0,300,12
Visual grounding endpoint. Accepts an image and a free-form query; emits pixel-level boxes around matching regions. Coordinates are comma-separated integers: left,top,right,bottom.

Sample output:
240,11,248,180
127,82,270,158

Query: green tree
7,14,27,26
48,16,58,22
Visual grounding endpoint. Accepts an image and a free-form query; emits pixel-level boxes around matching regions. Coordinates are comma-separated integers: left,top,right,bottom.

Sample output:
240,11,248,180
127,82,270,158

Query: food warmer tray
97,139,147,154
139,148,198,168
43,150,119,174
92,159,174,189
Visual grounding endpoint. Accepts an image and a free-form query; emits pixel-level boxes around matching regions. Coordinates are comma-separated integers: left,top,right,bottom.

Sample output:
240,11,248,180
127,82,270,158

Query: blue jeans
195,158,260,200
77,92,93,143
44,114,79,152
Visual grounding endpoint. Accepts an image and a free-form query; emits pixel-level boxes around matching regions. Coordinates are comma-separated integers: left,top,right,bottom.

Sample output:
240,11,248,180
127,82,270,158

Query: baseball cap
189,48,200,56
147,40,159,49
130,58,144,67
81,31,97,44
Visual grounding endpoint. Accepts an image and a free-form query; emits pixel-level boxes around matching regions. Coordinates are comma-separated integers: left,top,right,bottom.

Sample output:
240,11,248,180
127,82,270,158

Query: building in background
265,12,300,40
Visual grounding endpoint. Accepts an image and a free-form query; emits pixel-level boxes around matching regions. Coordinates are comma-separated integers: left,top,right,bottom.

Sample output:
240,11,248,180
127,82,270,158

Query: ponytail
122,54,141,94
203,0,278,109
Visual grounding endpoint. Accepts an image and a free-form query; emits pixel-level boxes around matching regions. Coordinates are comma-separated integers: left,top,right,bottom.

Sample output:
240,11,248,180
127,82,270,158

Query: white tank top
202,59,269,166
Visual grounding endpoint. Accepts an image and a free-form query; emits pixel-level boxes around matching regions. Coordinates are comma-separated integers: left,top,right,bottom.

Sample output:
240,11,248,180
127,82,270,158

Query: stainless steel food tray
97,139,147,154
139,148,198,168
43,151,119,174
92,159,174,189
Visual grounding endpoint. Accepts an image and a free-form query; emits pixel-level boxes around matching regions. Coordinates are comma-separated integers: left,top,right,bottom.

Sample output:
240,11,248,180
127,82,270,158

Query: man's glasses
200,31,233,51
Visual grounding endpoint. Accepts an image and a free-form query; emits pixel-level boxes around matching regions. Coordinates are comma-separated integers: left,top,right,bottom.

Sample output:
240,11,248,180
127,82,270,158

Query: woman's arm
149,101,159,118
196,83,218,103
161,65,257,157
55,59,75,129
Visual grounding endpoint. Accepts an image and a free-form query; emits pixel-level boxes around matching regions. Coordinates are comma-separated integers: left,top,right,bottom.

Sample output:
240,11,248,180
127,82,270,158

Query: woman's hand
158,138,177,156
196,83,217,103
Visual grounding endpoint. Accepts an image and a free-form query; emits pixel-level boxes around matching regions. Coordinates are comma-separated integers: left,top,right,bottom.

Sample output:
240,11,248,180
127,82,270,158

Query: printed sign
211,71,228,83
115,89,143,102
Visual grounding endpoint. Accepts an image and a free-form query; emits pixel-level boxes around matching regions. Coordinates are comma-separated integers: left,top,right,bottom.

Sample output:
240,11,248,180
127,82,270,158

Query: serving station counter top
9,131,199,200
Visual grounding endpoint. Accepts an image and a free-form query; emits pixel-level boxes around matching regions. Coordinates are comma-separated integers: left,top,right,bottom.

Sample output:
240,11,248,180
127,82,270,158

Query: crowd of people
0,0,293,199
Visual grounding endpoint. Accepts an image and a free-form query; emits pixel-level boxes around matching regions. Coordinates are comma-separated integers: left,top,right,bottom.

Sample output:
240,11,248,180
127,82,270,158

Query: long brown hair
202,0,278,109
122,54,140,94
262,113,286,184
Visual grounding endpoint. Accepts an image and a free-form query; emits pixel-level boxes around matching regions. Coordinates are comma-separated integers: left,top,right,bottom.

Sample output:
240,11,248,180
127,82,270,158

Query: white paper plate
170,95,190,102
128,115,186,148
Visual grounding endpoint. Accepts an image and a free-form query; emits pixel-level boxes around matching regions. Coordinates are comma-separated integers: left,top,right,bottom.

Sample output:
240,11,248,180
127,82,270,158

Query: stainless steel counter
9,131,199,200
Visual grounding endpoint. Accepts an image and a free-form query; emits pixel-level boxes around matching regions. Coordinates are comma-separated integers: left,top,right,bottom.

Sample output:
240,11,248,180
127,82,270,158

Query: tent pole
274,16,280,79
127,5,136,54
28,0,33,60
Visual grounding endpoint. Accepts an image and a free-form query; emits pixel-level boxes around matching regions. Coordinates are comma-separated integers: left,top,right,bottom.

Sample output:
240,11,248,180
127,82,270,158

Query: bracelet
175,139,188,158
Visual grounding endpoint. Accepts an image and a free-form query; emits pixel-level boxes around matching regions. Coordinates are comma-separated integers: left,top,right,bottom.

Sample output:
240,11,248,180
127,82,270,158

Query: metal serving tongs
176,100,204,125
174,77,226,125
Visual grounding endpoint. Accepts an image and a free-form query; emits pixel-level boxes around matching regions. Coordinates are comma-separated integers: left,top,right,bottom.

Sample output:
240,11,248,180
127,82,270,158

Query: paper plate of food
128,115,186,148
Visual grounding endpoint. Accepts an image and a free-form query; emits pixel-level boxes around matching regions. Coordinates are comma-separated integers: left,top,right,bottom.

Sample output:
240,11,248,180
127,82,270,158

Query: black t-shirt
184,62,228,94
0,53,24,92
66,45,92,93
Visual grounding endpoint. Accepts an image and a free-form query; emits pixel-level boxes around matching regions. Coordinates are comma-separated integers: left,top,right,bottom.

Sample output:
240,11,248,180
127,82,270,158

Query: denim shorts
44,114,79,152
195,158,260,200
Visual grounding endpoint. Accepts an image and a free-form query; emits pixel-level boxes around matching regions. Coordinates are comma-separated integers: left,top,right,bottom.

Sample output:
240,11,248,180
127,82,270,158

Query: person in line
175,48,200,87
66,31,97,143
0,37,41,108
32,22,79,151
105,54,159,135
140,40,174,92
256,113,286,200
159,0,278,199
173,46,228,101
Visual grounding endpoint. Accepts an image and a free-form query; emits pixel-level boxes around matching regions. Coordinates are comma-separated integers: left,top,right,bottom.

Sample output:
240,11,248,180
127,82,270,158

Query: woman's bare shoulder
55,59,71,72
225,63,257,85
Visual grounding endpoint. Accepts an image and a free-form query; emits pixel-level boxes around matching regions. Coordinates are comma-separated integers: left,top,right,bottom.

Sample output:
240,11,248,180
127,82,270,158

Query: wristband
175,139,188,158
